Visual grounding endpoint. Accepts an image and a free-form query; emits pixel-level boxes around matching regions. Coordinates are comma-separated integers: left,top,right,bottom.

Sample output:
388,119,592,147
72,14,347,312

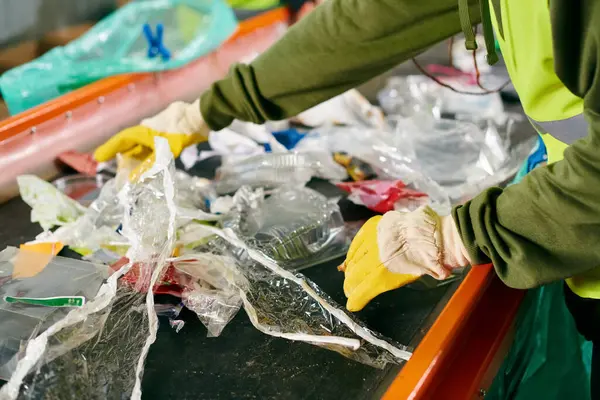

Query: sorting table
0,8,534,399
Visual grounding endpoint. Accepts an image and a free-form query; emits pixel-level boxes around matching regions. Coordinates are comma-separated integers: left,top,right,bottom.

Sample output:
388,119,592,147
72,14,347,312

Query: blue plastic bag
0,0,238,115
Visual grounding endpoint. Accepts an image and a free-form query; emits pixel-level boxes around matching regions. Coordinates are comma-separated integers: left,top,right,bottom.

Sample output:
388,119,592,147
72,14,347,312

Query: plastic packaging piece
215,152,347,194
295,126,452,214
173,170,213,212
169,319,185,333
30,175,125,254
377,75,506,124
337,180,429,213
0,138,177,400
57,150,98,176
53,173,112,206
293,89,387,130
228,120,288,153
0,247,109,381
187,224,412,367
223,186,349,270
0,0,238,114
172,253,244,337
154,302,183,319
18,174,88,231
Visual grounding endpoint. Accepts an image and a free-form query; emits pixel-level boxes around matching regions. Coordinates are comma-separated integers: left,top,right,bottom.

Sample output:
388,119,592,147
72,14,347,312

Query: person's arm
453,0,600,288
201,0,482,130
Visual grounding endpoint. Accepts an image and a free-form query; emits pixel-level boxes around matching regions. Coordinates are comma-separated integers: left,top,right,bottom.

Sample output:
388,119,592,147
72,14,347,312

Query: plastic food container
226,186,349,270
215,152,347,195
53,174,112,206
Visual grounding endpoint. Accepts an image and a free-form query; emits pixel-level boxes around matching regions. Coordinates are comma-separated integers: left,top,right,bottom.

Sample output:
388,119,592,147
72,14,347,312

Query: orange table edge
383,265,525,399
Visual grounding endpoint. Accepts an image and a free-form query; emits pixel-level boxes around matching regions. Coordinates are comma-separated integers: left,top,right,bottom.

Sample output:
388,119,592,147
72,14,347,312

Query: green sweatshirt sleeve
200,0,482,130
453,0,600,289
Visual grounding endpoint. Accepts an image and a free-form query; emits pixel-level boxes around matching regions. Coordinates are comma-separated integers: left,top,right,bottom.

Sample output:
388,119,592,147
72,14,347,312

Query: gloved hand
94,99,210,177
341,206,470,312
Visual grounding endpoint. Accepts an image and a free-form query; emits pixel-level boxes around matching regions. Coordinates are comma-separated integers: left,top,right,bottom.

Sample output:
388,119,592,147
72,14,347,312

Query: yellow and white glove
341,206,470,312
94,99,210,178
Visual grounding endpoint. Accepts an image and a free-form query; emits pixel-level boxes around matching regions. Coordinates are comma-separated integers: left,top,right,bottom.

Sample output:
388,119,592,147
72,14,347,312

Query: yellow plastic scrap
13,242,64,279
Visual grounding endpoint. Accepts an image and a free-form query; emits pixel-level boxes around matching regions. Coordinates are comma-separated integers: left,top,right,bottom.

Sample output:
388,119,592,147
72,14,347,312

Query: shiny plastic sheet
0,138,177,400
222,186,350,270
295,126,452,214
390,115,534,203
377,75,506,124
183,227,412,368
0,248,108,381
215,152,347,195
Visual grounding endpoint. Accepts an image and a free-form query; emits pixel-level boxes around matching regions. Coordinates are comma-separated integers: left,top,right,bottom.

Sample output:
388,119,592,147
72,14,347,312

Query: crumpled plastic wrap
17,175,87,231
377,75,506,124
2,137,412,399
388,114,535,203
182,226,412,368
0,248,109,381
295,126,452,214
336,180,429,213
172,253,244,338
222,186,350,271
0,137,177,399
215,152,347,195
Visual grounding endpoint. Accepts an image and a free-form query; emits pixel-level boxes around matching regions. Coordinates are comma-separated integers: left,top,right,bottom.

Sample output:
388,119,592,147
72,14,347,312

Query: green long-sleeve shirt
200,0,600,290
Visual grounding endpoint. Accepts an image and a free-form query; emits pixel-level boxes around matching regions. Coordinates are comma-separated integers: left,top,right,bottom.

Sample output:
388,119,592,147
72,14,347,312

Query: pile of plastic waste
0,76,534,398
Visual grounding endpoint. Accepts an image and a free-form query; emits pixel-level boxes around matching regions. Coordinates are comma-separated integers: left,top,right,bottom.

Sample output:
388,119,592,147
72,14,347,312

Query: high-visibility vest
490,0,600,298
227,0,280,10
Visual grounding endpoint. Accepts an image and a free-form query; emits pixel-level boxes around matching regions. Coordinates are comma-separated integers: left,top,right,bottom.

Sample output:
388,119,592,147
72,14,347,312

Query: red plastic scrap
57,151,98,176
110,257,196,297
337,180,428,214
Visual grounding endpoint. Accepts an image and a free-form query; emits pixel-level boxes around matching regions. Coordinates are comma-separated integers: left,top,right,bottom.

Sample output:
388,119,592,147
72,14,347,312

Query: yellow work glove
341,206,471,312
94,99,209,178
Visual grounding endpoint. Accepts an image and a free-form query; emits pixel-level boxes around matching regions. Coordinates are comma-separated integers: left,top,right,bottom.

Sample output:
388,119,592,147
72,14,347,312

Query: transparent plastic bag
0,0,238,114
0,248,109,381
390,115,535,203
182,227,412,368
295,126,452,214
222,186,349,270
377,75,506,124
171,253,244,337
215,152,347,195
17,175,87,231
1,138,177,400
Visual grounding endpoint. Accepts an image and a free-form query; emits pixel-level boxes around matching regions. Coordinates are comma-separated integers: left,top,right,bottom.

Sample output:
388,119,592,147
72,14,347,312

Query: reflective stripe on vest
529,114,588,145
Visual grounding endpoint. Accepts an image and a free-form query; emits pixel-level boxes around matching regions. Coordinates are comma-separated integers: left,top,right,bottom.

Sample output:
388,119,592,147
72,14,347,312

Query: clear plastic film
170,253,244,337
295,126,452,214
215,152,348,195
222,186,350,271
0,137,177,399
177,228,412,368
388,114,535,204
0,248,109,381
28,174,126,258
377,75,506,124
17,175,87,231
